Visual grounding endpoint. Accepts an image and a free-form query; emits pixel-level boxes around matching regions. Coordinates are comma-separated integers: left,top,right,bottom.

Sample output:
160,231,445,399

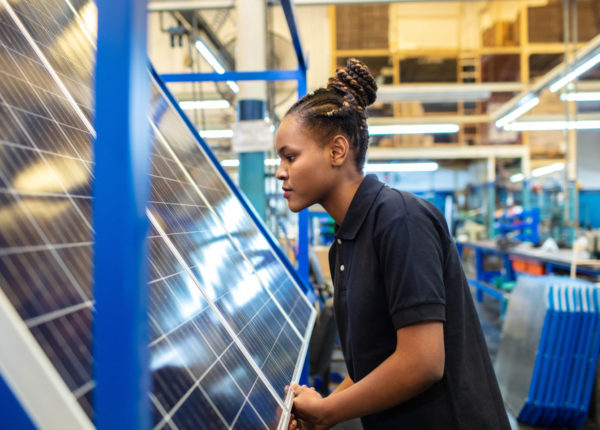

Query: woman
276,58,510,430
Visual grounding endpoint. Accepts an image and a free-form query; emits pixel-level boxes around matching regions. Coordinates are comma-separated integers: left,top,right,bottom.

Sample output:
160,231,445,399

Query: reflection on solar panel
0,0,316,428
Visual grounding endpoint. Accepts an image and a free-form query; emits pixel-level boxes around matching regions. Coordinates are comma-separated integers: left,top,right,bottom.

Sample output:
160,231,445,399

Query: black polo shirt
329,175,509,430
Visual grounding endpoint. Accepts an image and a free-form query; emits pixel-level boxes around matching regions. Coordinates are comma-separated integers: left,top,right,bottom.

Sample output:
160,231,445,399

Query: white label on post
232,120,273,153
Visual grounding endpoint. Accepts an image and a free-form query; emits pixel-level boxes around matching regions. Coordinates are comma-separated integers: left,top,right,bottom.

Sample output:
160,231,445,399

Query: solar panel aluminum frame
0,288,94,430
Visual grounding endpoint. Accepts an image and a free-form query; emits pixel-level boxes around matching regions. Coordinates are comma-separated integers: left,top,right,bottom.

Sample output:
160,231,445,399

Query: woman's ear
329,134,350,167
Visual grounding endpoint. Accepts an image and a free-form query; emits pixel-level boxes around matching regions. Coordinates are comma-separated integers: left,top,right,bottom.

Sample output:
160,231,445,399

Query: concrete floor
316,289,600,430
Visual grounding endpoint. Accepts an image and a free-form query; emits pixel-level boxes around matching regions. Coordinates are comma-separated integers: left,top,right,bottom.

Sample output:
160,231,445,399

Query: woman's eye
286,155,295,162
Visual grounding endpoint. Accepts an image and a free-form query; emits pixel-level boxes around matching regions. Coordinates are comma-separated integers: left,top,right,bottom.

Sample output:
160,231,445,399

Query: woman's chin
286,199,308,213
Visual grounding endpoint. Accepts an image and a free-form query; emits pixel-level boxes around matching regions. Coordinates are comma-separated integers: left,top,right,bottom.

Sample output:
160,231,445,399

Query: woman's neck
322,172,364,225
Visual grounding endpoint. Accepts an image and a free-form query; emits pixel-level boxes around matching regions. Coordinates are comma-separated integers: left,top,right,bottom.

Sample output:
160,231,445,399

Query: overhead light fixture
199,129,233,139
532,162,564,177
194,40,239,94
179,100,230,110
220,158,280,168
559,91,600,102
509,163,565,182
221,159,239,167
369,124,459,135
549,52,600,93
495,96,540,129
364,162,439,172
510,173,524,183
503,120,600,131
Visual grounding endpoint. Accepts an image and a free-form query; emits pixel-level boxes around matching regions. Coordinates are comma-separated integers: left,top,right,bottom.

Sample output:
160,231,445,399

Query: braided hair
285,58,377,170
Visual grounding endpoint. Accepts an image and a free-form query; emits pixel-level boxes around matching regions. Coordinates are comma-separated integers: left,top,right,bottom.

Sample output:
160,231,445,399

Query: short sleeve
374,205,446,330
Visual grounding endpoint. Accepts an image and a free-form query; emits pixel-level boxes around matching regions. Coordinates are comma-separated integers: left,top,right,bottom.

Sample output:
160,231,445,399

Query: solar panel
0,0,316,428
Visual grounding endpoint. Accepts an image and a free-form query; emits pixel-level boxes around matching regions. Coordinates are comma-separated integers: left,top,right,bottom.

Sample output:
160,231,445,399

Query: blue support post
523,179,531,211
295,66,311,386
93,0,151,428
238,100,267,220
295,69,309,285
568,179,577,244
488,181,495,239
475,248,484,302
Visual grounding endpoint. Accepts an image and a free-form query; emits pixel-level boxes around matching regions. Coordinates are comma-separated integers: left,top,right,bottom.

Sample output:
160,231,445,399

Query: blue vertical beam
488,181,496,239
296,69,309,285
568,179,577,244
93,0,151,429
295,57,311,387
238,100,267,220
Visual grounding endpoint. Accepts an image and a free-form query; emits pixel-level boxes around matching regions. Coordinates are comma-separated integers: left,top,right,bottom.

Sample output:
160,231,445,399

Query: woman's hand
290,383,327,425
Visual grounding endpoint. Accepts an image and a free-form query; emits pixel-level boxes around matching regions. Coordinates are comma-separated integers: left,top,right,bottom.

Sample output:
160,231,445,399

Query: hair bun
327,58,377,109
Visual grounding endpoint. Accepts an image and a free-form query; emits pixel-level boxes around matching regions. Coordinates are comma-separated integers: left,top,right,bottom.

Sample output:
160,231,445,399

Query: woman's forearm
317,322,444,426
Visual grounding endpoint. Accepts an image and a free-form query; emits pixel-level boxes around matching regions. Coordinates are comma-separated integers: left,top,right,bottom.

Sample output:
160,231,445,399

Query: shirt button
340,265,345,272
337,239,342,245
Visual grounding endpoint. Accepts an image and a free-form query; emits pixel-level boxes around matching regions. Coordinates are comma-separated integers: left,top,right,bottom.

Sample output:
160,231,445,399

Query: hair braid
285,58,377,170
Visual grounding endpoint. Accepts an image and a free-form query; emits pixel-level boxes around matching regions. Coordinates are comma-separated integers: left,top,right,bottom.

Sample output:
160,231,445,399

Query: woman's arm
291,321,444,426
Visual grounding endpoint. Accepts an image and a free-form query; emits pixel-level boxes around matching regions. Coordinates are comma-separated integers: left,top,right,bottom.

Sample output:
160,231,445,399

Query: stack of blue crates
517,279,600,429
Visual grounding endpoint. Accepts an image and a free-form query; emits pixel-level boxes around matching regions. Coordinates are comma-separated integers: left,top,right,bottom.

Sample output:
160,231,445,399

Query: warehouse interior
1,0,600,429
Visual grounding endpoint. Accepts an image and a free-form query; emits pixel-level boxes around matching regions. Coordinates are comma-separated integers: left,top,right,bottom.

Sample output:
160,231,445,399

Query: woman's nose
276,164,287,180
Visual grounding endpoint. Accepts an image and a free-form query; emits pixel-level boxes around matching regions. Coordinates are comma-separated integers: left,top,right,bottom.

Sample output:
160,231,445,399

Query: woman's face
275,115,335,212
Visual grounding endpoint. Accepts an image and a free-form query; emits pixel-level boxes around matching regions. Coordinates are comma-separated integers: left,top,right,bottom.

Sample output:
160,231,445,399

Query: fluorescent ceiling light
221,159,239,167
495,97,540,129
220,158,280,168
550,52,600,93
194,40,239,94
503,120,600,131
179,100,230,110
532,163,564,177
510,173,524,183
364,162,439,172
369,124,459,135
195,40,224,73
199,129,233,139
510,163,564,182
559,91,600,102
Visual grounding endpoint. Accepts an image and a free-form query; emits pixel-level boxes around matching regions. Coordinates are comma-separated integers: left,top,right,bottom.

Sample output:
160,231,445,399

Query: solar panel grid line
149,119,305,343
150,331,232,430
0,175,91,307
0,77,94,229
146,81,314,321
146,233,279,430
147,209,288,413
152,332,271,430
150,393,178,430
64,0,97,45
0,287,93,429
25,299,92,328
0,0,94,134
0,240,92,257
6,1,95,114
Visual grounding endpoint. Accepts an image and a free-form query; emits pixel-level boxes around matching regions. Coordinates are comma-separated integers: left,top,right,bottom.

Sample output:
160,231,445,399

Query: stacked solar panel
496,275,600,430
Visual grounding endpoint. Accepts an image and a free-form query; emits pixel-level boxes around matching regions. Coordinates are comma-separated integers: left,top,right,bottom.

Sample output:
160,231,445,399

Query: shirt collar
335,174,385,240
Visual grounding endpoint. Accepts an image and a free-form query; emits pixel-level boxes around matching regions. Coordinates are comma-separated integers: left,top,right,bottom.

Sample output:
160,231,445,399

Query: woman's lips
283,190,291,199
